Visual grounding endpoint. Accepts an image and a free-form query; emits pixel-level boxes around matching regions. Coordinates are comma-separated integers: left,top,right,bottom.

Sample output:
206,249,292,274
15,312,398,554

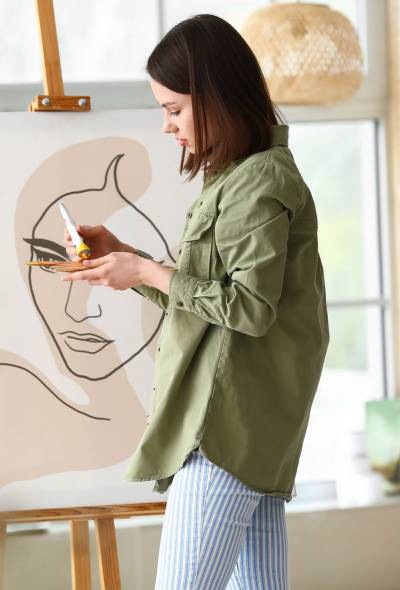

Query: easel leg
95,518,121,590
0,521,6,590
70,520,92,590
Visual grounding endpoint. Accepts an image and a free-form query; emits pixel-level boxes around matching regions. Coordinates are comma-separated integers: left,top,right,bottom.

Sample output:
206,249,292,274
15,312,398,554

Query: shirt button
153,386,156,390
177,301,183,307
187,212,192,218
200,200,203,206
157,347,161,351
178,248,182,254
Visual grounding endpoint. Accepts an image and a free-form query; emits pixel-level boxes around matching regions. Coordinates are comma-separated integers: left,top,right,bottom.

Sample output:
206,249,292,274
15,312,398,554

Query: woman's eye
32,248,68,273
171,110,180,117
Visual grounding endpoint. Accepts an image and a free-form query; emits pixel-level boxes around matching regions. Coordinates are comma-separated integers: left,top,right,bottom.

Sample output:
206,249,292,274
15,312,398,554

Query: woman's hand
62,223,175,294
61,251,147,290
63,224,124,262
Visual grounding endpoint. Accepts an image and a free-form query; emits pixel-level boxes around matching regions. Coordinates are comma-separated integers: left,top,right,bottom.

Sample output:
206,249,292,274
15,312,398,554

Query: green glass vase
365,399,400,495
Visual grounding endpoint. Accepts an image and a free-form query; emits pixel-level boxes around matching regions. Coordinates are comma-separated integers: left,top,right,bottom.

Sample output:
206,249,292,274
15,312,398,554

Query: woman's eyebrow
161,101,177,107
23,238,67,257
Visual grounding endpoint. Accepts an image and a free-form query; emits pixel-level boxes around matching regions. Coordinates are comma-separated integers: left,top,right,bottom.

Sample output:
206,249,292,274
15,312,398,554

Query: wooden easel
28,0,90,112
0,503,166,589
0,1,167,588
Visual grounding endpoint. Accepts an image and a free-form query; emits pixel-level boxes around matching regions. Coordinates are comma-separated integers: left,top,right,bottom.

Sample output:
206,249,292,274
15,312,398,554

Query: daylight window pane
0,0,158,83
296,306,384,482
164,1,269,33
0,0,42,83
164,0,361,36
289,121,380,301
0,0,367,83
54,0,158,82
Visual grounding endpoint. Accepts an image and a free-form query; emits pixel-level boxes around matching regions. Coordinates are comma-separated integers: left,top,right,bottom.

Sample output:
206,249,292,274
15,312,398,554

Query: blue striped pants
154,449,289,589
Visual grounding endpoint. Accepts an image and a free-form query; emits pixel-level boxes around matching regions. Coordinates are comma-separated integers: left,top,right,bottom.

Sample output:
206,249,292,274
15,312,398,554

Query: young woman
63,14,330,590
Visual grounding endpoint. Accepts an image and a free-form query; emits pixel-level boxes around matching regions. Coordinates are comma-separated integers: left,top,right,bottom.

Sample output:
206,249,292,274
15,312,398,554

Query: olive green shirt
125,124,330,501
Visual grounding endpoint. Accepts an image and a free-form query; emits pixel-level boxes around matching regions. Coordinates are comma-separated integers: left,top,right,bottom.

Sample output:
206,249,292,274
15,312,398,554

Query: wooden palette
26,260,178,273
26,260,86,272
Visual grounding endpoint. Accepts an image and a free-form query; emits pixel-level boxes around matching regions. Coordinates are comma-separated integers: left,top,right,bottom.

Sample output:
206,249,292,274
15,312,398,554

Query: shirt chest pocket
180,212,214,280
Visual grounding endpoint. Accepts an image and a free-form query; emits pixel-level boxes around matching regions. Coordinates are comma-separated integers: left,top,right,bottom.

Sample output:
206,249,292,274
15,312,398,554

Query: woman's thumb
77,224,102,236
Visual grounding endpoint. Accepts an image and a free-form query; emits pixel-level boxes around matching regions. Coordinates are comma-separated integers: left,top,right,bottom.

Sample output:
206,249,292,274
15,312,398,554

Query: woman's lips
58,331,114,354
177,139,188,145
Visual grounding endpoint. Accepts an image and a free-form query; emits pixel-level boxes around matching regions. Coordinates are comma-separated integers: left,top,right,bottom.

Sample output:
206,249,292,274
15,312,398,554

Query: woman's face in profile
16,136,175,382
150,77,196,153
26,190,164,381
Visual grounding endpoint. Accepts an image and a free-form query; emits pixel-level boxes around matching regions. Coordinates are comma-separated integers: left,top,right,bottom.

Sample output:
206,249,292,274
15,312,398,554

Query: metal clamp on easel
28,0,91,112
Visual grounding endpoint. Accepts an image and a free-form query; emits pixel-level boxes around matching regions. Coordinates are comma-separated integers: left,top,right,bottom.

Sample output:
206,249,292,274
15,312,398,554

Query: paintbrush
26,260,85,272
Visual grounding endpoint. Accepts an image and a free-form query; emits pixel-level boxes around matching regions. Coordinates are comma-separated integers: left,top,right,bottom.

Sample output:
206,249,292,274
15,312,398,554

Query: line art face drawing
0,135,178,490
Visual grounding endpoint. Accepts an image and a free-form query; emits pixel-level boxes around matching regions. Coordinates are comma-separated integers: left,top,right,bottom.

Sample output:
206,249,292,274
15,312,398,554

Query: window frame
0,0,386,115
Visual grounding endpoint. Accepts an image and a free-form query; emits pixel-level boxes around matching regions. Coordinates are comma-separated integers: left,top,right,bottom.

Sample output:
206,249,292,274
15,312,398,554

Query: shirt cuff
168,270,199,311
132,284,159,302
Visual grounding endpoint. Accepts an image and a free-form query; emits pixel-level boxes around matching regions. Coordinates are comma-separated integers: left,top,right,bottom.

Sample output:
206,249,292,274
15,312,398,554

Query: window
164,0,360,39
0,0,366,84
288,120,393,484
0,0,159,83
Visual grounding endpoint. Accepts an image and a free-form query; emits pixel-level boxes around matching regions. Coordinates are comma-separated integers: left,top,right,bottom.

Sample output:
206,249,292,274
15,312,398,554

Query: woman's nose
162,117,178,134
64,280,102,322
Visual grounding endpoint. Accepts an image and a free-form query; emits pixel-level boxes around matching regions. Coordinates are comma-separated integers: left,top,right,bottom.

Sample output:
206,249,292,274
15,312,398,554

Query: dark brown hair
146,13,285,182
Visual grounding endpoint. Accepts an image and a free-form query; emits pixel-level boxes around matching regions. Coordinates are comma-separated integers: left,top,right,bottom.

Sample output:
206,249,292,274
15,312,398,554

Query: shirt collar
203,124,289,187
271,124,289,147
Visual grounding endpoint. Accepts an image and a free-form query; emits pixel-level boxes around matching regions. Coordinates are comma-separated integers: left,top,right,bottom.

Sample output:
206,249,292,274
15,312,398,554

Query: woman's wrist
118,241,174,294
139,259,174,295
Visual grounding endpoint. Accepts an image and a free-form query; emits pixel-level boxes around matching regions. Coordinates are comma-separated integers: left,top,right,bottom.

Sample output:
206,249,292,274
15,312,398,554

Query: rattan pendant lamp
241,2,364,105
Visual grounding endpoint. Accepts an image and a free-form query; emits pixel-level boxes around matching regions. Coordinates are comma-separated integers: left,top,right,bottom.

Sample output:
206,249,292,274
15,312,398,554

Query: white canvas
0,109,202,511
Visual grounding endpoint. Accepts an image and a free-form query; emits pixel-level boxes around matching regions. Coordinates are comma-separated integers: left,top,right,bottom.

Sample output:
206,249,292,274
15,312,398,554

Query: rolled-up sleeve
131,284,169,311
168,162,292,337
130,248,170,310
